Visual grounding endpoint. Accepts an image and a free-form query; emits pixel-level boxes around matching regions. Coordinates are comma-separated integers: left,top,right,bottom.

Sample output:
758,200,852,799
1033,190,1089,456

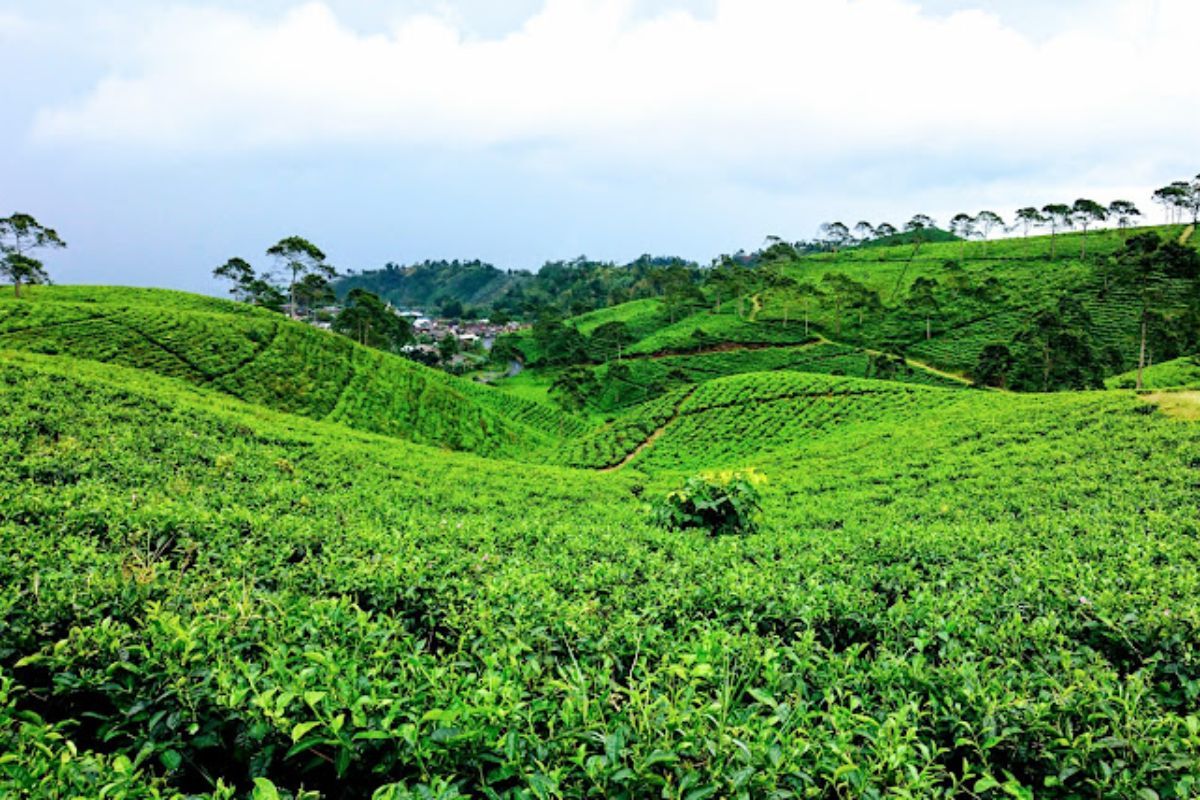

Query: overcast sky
2,0,1197,294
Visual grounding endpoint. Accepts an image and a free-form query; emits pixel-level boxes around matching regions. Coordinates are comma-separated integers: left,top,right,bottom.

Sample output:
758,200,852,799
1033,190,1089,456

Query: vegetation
0,213,66,298
650,470,765,536
3,344,1200,798
5,173,1200,798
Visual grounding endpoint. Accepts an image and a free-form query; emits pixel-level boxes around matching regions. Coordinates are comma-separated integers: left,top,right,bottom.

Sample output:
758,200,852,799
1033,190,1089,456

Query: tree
1108,200,1142,238
1071,198,1108,259
266,236,334,318
1116,233,1200,389
602,361,634,405
908,276,940,340
1041,204,1072,260
333,288,413,352
549,367,599,411
874,222,898,240
820,273,874,336
973,344,1014,389
439,298,464,319
1009,296,1104,392
1014,207,1045,238
0,213,66,297
1,254,48,297
590,320,634,362
659,265,704,324
819,222,852,252
791,281,825,335
975,211,1005,253
213,257,257,300
904,214,936,257
533,314,588,365
853,221,876,244
1116,233,1168,391
294,273,335,319
437,333,460,364
949,214,976,260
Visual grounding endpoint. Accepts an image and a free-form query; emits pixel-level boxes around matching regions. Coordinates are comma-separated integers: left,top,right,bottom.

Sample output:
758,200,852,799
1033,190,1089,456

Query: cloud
26,0,1200,185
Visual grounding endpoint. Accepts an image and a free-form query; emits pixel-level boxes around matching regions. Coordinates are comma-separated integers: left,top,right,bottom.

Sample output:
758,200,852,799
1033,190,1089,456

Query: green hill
0,286,585,459
3,343,1200,798
499,225,1198,406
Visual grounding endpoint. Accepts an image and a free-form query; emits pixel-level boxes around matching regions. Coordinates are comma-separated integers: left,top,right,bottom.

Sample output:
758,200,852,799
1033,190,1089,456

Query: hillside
335,255,696,319
498,225,1199,408
3,346,1200,798
0,287,586,459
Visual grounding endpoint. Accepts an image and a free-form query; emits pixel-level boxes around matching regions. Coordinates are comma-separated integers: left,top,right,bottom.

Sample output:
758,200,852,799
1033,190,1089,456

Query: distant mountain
334,255,698,318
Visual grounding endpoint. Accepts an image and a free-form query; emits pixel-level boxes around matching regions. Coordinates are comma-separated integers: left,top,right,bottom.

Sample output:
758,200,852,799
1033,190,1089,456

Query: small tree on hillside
853,221,876,244
590,320,634,362
874,222,898,240
0,213,66,297
973,343,1014,389
267,236,334,318
908,276,940,340
1041,204,1073,260
333,288,413,351
1071,198,1108,259
213,257,257,300
1117,232,1200,389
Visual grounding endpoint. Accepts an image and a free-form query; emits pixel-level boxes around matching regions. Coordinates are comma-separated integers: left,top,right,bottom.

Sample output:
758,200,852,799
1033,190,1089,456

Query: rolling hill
0,286,586,459
3,336,1200,797
498,224,1199,408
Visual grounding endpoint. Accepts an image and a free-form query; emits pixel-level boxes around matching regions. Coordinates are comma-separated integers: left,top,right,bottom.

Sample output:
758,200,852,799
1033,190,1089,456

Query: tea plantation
2,284,1200,799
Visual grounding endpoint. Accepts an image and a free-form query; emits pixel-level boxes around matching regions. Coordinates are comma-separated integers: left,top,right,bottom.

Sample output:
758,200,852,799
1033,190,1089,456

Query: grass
3,284,1200,798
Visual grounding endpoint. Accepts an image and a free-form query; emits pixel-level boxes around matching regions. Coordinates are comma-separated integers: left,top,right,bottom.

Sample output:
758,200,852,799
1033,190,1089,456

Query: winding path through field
599,386,695,472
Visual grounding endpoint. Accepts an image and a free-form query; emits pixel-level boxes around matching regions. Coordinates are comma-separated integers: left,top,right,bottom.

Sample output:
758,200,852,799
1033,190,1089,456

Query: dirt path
599,387,695,472
1181,225,1195,245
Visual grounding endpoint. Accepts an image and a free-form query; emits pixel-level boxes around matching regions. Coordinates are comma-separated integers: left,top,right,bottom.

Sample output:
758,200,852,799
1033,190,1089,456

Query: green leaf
158,749,182,771
292,721,321,743
252,777,281,800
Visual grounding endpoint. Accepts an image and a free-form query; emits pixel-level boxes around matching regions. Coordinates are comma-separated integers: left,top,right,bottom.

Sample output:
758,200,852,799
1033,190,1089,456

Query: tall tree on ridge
975,210,1005,254
267,236,333,318
1108,200,1142,239
874,222,898,240
853,221,876,244
0,213,66,298
904,214,936,257
1071,198,1108,259
1041,204,1073,260
949,214,975,260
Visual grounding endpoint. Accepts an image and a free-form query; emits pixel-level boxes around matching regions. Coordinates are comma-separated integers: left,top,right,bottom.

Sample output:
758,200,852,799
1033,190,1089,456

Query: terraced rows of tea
0,289,582,459
2,283,1200,799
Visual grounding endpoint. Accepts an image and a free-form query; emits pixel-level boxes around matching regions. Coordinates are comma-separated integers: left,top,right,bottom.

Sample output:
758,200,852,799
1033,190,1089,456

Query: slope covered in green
0,287,584,459
3,340,1200,798
512,225,1198,399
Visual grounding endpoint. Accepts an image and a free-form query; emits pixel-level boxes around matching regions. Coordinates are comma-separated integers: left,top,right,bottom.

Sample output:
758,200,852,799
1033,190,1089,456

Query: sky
2,0,1198,294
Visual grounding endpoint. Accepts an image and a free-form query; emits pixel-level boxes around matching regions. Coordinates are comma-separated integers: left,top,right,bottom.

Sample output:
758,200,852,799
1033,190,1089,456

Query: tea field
2,279,1200,799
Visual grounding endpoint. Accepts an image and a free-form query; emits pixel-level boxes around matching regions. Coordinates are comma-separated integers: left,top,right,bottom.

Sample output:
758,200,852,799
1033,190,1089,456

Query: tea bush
651,469,765,536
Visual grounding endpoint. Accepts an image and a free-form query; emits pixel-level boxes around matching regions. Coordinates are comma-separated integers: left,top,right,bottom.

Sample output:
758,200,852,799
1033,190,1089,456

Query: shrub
651,469,765,536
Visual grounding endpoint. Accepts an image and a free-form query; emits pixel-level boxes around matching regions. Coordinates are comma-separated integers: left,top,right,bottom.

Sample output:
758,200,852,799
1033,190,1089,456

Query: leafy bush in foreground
651,469,765,535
